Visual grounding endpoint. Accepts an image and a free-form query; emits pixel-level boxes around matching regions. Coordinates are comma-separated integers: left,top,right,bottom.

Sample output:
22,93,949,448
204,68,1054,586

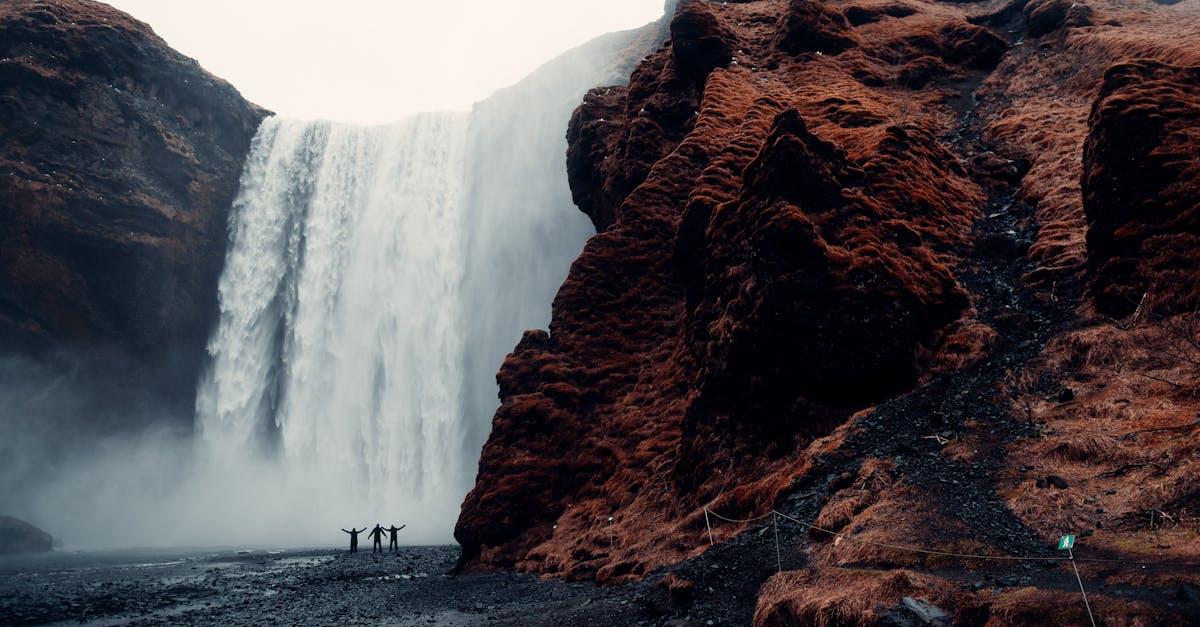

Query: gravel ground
0,546,749,626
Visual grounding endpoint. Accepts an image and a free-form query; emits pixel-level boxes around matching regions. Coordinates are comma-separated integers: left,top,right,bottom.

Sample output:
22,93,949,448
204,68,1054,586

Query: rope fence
581,500,1195,625
701,504,1200,626
703,505,1200,568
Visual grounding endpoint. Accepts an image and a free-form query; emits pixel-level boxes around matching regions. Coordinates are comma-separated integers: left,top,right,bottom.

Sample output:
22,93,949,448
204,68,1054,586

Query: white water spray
196,113,471,540
3,23,660,550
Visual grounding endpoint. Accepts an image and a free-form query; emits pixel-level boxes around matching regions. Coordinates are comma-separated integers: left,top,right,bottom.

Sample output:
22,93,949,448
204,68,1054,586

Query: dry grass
754,568,963,627
1002,317,1200,580
986,586,1178,626
978,0,1200,291
812,458,896,532
753,565,1190,626
1046,433,1122,464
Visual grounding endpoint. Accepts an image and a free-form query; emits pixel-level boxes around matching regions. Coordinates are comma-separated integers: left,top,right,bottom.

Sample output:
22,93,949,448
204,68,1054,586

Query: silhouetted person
368,524,386,554
342,527,366,553
387,524,406,552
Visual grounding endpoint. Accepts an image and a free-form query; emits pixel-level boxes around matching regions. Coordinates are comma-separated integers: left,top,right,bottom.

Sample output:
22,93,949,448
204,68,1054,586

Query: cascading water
0,16,665,551
187,25,658,546
196,113,472,537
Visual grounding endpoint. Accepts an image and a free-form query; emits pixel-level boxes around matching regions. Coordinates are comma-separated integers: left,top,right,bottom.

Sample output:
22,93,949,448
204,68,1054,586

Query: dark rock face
0,516,52,554
566,38,700,233
680,112,969,433
843,3,916,27
0,0,266,413
1083,60,1200,317
773,0,859,55
1025,0,1094,38
670,0,736,80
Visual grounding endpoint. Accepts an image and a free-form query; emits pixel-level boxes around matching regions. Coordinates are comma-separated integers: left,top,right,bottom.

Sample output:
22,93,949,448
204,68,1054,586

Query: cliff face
0,0,266,411
459,0,1200,623
459,0,1004,578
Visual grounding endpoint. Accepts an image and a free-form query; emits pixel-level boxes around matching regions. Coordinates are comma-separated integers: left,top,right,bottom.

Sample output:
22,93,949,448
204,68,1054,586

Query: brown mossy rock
670,0,736,80
454,330,617,567
843,2,917,27
0,0,266,403
1083,60,1200,317
853,17,1008,89
462,0,999,580
567,36,701,232
1025,0,1095,37
935,22,1008,70
679,111,970,440
897,54,943,89
457,0,1200,608
774,0,860,55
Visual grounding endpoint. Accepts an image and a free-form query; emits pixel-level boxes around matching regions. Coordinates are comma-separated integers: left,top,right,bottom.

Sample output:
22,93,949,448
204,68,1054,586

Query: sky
104,0,665,124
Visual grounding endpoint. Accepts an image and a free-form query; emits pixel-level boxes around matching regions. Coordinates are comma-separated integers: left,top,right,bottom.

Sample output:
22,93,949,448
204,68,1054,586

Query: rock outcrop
0,0,266,414
460,0,993,579
0,516,52,554
459,0,1200,623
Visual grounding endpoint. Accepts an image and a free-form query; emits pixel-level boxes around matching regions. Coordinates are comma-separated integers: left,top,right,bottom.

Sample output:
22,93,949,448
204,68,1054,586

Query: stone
0,516,53,555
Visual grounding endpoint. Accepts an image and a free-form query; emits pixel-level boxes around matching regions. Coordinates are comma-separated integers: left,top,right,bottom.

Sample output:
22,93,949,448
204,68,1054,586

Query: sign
1057,534,1076,550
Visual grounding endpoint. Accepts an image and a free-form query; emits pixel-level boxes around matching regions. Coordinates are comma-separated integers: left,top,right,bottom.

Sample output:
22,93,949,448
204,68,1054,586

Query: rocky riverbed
0,545,735,626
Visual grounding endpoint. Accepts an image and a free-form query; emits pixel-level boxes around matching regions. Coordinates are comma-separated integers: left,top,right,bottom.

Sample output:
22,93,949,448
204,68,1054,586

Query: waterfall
194,25,659,545
196,113,472,534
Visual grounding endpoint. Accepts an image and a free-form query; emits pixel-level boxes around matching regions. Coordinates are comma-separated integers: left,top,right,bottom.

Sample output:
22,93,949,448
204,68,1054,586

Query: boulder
0,516,52,554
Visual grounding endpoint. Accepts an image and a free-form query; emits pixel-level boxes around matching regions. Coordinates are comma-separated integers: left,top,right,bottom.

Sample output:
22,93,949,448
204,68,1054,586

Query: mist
0,20,662,551
4,425,460,550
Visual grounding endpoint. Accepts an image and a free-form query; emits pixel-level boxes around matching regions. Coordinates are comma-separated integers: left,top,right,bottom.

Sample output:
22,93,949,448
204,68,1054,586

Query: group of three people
342,523,405,553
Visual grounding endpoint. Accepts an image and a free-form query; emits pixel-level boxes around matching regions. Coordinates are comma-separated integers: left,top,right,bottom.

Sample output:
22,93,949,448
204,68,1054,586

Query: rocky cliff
0,0,266,418
0,515,52,554
458,0,1200,623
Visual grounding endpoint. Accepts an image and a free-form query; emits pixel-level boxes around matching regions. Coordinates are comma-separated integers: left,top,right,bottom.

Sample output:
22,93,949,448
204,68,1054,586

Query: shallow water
0,546,361,625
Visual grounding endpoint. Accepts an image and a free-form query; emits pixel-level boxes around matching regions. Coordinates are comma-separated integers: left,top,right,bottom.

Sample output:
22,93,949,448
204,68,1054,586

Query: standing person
341,527,366,554
368,524,386,554
386,524,406,552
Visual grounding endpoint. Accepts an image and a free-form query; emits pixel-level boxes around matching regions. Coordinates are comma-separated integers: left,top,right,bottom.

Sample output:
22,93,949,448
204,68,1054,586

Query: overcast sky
104,0,664,124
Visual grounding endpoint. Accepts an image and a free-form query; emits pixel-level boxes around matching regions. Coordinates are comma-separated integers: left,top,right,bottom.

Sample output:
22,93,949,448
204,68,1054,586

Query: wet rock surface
0,517,52,556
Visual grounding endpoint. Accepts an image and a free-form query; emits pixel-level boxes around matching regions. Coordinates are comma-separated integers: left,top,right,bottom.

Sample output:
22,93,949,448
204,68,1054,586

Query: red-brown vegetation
452,0,1200,622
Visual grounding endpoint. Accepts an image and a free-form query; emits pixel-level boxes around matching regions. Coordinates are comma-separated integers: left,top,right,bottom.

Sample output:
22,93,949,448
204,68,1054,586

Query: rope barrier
706,505,1097,622
772,512,782,573
550,499,1200,626
1069,556,1200,568
771,509,1062,562
703,507,775,524
704,506,1200,568
703,502,1198,627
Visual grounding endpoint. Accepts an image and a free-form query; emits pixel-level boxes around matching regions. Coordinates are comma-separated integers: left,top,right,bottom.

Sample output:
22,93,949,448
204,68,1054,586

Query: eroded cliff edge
0,0,266,424
458,0,1200,623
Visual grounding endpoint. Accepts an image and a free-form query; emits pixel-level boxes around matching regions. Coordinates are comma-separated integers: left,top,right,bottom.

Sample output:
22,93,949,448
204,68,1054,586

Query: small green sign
1057,535,1076,550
